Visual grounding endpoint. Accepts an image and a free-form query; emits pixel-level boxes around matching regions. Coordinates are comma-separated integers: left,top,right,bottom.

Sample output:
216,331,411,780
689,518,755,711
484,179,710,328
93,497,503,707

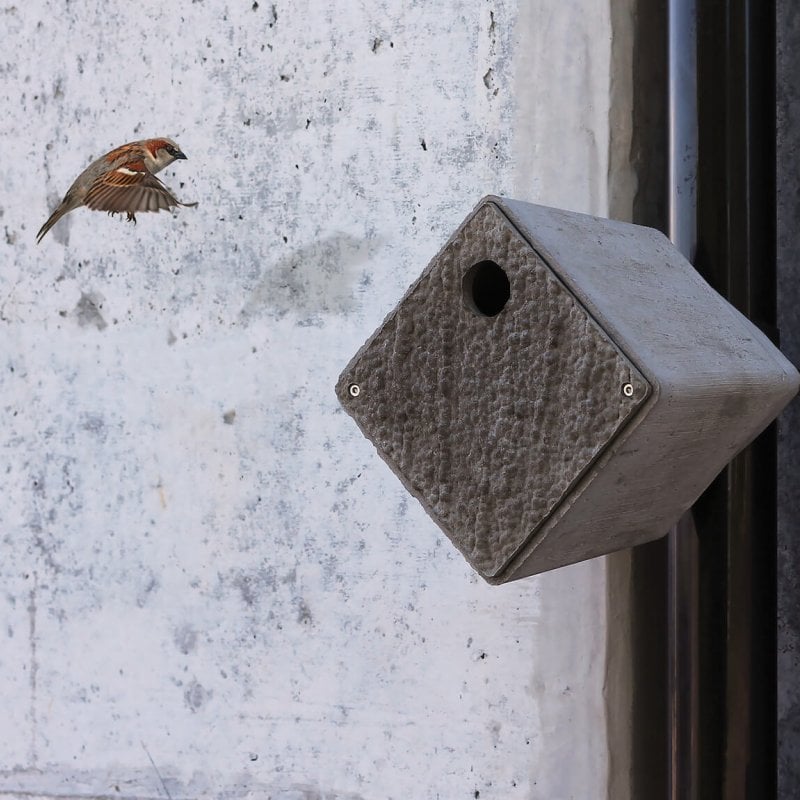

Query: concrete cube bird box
335,197,799,584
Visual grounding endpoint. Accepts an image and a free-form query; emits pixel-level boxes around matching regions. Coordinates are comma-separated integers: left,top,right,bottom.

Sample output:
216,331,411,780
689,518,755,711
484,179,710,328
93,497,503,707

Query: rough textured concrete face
337,201,649,581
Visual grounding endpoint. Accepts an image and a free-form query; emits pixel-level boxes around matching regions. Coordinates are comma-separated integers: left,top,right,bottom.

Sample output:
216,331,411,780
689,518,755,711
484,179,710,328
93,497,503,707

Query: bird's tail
36,200,76,245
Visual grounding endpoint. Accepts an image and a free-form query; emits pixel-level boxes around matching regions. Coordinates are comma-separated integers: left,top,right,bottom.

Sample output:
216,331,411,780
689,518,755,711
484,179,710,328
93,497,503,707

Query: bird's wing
83,159,192,214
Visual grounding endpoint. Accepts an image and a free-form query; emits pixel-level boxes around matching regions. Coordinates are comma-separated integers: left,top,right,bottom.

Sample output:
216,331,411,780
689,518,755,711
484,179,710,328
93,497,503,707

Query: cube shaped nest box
336,197,799,584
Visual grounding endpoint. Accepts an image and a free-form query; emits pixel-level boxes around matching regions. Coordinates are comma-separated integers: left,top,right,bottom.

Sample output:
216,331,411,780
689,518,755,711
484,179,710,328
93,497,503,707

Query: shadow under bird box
336,197,799,584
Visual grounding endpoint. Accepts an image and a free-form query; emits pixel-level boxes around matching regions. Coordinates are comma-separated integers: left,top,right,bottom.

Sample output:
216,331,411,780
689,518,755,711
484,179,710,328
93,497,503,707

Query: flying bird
36,137,197,244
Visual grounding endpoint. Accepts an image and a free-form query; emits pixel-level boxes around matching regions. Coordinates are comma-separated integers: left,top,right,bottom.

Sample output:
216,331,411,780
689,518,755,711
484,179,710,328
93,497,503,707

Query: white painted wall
0,2,623,798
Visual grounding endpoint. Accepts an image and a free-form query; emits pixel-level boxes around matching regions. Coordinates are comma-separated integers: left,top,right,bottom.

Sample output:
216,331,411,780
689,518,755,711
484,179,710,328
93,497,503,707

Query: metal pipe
667,0,698,259
667,0,699,798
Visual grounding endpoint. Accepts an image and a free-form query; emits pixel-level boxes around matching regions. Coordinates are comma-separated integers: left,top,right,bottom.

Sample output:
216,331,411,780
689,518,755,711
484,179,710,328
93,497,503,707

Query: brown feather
36,204,70,244
84,168,182,216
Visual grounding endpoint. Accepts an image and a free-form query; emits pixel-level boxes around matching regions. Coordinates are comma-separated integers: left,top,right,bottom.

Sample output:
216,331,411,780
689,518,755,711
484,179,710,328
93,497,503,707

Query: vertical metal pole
668,0,698,259
667,1,699,798
667,516,699,799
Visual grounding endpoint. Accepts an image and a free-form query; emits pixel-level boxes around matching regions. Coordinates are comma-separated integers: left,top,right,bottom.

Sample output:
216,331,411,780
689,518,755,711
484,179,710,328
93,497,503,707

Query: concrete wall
0,2,625,798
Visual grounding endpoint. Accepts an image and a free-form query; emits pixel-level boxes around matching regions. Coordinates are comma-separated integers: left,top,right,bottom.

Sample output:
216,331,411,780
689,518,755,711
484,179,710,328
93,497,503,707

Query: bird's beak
175,151,187,160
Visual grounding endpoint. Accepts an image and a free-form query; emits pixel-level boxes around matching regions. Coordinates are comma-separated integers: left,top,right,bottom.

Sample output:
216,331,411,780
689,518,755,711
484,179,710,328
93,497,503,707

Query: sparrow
36,137,197,244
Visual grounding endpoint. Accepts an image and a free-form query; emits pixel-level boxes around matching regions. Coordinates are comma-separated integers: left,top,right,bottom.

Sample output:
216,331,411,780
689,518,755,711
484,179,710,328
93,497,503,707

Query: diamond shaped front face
337,201,650,581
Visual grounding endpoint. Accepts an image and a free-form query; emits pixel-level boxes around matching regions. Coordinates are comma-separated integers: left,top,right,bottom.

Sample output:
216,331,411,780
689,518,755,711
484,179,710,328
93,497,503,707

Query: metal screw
622,383,634,398
348,383,361,398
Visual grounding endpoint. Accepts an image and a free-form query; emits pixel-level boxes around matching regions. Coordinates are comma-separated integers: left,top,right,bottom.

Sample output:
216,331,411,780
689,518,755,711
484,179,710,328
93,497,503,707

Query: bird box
336,197,799,584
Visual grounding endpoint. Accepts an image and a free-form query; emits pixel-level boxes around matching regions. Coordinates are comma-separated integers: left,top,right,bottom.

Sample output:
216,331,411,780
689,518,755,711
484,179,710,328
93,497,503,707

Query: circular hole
462,260,510,317
348,383,361,397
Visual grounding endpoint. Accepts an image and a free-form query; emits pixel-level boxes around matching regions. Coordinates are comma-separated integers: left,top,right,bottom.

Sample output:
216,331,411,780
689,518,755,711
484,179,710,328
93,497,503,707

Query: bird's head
142,138,187,173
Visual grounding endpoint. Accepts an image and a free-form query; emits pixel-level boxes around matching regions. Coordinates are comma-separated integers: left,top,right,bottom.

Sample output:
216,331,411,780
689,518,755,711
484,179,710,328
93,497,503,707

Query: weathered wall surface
0,2,619,798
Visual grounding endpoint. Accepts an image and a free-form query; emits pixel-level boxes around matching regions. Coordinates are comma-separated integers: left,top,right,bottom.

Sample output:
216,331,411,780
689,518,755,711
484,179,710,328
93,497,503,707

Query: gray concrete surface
1,1,626,798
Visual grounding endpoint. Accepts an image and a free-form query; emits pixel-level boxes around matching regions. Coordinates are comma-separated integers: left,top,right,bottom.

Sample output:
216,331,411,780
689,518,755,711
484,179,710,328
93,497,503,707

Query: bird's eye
166,146,177,156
